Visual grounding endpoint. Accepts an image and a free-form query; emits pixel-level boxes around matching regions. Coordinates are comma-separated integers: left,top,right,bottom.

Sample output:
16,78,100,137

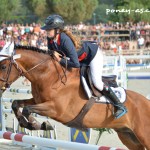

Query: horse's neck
16,49,50,80
15,49,80,86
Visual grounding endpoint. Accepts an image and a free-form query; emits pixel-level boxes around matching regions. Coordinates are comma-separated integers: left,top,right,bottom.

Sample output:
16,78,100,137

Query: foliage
25,0,48,18
0,0,149,24
98,0,113,5
94,4,113,23
25,0,98,24
112,0,150,22
94,128,113,145
0,0,21,23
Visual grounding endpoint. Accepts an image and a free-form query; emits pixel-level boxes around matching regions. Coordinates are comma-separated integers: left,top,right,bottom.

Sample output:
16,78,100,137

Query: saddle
80,66,118,98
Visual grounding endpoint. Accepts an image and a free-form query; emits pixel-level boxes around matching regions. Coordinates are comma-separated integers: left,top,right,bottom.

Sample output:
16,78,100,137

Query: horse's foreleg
12,99,41,130
22,101,54,130
12,98,35,120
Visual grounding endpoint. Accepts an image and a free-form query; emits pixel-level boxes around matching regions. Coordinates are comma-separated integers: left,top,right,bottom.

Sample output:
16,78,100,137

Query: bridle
0,54,50,90
0,54,15,89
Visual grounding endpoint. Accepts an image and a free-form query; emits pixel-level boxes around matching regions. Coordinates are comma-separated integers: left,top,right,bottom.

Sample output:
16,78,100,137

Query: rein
53,50,68,85
22,58,50,75
0,50,68,89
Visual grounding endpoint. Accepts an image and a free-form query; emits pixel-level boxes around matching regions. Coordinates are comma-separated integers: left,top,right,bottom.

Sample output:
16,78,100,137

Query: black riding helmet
41,14,64,30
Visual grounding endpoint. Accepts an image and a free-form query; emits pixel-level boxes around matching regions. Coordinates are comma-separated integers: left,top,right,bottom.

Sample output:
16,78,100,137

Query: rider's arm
59,34,80,68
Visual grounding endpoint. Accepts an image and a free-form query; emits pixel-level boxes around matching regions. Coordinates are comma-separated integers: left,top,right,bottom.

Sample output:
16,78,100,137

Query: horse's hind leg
22,102,54,130
116,129,145,150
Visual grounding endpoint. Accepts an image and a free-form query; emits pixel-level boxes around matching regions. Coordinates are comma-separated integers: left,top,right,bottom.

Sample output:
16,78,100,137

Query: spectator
29,23,34,33
103,41,110,50
110,41,117,49
130,30,136,41
20,24,25,35
12,24,19,37
7,24,13,36
30,34,37,47
124,40,129,50
145,37,150,48
24,23,30,34
40,39,48,50
137,36,145,49
0,27,3,37
0,36,5,50
14,37,20,46
33,24,40,35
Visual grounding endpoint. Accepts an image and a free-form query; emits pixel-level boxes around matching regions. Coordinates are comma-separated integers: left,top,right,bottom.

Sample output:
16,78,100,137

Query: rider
41,14,127,119
41,14,80,68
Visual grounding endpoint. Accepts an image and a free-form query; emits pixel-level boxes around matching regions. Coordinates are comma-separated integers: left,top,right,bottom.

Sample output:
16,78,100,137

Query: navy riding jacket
77,41,99,66
47,32,80,68
47,32,99,68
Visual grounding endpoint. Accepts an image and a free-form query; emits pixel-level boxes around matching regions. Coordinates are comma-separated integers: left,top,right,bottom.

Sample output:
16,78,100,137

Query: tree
25,0,48,18
0,0,21,23
82,0,98,21
112,0,150,22
25,0,98,24
93,4,113,23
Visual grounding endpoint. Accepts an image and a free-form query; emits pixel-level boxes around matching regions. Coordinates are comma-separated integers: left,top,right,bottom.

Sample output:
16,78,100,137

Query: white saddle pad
96,87,126,103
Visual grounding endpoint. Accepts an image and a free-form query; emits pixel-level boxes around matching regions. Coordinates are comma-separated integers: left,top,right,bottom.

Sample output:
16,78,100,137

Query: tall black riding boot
102,84,127,119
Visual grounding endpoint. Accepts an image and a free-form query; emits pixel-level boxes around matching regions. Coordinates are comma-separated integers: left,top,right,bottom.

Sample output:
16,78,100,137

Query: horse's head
0,42,21,91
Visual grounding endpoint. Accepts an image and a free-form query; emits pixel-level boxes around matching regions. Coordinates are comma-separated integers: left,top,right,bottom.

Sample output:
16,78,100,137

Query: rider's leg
102,84,127,119
89,47,104,91
89,47,127,119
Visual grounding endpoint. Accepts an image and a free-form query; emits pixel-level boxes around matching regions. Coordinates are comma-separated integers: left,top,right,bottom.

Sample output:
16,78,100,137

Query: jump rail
0,131,125,150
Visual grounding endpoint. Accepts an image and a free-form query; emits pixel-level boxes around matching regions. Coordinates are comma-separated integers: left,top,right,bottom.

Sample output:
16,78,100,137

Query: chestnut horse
0,45,150,150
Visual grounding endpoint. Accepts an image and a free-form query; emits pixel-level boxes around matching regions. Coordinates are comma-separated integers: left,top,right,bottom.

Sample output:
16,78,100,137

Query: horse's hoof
41,121,54,130
22,107,31,118
19,116,28,127
31,120,41,130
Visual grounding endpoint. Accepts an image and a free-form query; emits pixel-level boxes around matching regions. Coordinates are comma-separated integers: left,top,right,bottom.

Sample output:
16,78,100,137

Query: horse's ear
8,42,14,55
0,42,11,54
0,42,12,62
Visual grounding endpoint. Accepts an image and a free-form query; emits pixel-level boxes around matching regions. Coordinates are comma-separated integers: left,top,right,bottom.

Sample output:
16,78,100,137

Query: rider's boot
101,84,127,119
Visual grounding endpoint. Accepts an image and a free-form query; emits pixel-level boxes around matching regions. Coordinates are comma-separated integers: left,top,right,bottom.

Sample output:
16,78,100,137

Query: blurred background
0,0,150,59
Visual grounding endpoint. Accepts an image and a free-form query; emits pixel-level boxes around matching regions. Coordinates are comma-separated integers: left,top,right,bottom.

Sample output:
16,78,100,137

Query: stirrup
114,105,127,119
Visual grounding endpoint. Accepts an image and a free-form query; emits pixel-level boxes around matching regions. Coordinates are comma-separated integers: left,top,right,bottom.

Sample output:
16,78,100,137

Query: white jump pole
0,131,101,150
6,88,31,94
113,56,127,89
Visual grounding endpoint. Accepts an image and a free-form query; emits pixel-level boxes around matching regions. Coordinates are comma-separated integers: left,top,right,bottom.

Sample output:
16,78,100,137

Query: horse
0,43,150,150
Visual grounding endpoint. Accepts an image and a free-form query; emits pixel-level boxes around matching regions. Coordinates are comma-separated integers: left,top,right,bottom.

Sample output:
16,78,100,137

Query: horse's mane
14,45,52,55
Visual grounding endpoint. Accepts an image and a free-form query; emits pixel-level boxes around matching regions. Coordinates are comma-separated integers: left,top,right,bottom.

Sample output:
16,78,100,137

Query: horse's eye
0,65,7,70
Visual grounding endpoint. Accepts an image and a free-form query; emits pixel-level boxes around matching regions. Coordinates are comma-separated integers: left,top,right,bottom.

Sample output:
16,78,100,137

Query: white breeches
89,47,104,91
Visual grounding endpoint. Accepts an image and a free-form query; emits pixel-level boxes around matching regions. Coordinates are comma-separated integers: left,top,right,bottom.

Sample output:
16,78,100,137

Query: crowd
67,21,150,51
0,23,48,50
0,22,150,52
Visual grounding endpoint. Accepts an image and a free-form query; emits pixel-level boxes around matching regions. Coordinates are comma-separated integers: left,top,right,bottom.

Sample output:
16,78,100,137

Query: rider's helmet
41,14,64,30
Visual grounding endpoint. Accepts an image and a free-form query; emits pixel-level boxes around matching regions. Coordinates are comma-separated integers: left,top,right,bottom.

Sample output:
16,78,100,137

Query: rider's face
46,29,55,38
